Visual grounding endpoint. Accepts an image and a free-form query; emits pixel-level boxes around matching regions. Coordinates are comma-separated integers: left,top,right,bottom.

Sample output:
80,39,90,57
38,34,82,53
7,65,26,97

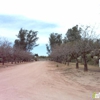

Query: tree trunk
14,57,16,64
83,54,88,71
11,58,13,64
11,61,13,64
2,57,5,65
65,57,67,65
96,56,99,65
67,61,69,66
76,58,79,69
67,57,71,66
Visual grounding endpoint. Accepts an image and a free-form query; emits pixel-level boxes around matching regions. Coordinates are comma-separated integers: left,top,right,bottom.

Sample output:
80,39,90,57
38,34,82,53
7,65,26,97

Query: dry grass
48,61,100,92
0,62,32,71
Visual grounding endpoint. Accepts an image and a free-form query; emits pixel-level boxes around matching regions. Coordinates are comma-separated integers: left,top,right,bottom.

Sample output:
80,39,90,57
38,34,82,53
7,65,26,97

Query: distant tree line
0,28,39,65
46,25,100,71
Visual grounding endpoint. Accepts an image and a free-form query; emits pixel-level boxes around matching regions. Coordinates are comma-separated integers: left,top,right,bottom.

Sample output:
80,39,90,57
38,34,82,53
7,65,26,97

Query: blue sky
0,0,100,56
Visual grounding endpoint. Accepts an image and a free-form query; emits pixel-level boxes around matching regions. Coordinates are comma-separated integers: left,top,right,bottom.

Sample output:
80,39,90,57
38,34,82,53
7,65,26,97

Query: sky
0,0,100,56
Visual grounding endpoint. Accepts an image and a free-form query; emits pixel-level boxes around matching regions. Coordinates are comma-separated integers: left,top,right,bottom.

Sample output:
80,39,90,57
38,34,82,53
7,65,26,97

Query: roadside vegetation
0,28,39,65
46,25,100,71
38,56,49,61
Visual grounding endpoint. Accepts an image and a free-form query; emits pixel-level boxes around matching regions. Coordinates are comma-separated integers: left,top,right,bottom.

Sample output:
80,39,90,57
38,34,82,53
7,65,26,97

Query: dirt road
0,61,93,100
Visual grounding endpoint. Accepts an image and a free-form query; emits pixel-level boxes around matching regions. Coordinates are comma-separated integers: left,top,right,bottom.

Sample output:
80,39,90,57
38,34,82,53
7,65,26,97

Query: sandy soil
0,61,99,100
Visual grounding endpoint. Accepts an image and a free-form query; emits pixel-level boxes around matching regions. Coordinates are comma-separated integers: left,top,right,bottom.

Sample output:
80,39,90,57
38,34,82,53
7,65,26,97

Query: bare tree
0,40,12,65
75,26,94,71
49,25,98,71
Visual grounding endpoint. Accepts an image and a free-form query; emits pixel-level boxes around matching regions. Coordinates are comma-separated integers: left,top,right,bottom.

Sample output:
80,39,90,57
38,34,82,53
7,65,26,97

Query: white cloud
0,0,100,26
0,0,100,55
37,35,49,45
0,28,17,38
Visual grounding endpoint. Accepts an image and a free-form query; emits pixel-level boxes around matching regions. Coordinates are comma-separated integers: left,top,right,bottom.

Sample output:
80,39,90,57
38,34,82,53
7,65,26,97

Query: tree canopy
46,33,62,55
65,25,81,42
47,25,100,71
14,28,39,51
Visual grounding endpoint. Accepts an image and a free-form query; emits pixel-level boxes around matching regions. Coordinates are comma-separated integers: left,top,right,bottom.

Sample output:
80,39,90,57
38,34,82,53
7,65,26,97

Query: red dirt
0,61,96,100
